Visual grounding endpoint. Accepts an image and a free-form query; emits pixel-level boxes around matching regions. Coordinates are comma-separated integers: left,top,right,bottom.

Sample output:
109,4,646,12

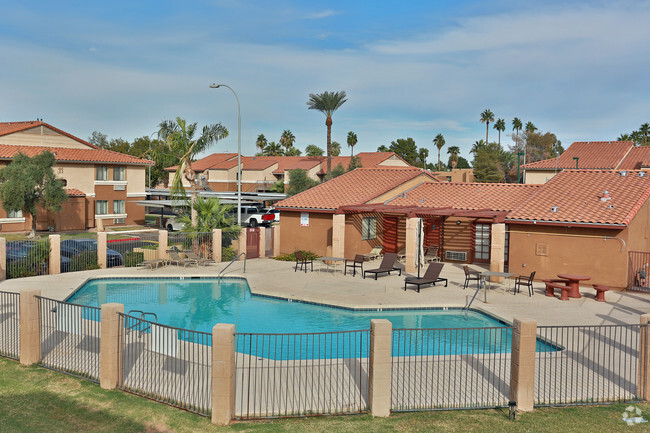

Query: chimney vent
620,171,627,176
640,172,646,177
551,206,559,212
601,191,611,202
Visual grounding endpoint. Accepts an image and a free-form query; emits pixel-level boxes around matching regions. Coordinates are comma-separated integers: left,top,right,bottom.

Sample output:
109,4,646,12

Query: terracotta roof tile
387,183,540,211
0,121,98,149
318,152,406,173
522,141,634,170
0,145,153,165
273,156,323,173
64,188,86,196
617,146,650,170
275,167,435,210
507,170,650,226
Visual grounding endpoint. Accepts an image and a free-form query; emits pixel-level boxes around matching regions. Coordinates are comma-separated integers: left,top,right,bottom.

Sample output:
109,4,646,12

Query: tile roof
387,182,540,212
165,153,238,172
0,121,98,149
318,152,406,174
507,170,650,226
0,144,153,165
522,141,634,170
275,167,435,210
64,188,86,196
616,146,650,170
273,156,323,173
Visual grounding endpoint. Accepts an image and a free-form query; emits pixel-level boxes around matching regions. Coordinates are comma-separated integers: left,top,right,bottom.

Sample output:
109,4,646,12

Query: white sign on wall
300,212,309,226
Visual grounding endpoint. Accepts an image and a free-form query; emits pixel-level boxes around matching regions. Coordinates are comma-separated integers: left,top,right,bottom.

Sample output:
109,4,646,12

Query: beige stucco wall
370,174,434,204
524,170,556,184
56,164,95,194
377,155,410,167
206,168,236,182
126,166,146,195
241,164,278,183
0,126,91,149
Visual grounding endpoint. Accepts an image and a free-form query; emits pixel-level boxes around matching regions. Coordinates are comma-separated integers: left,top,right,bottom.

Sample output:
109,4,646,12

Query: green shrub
221,246,236,262
274,250,319,261
125,251,145,267
68,252,99,272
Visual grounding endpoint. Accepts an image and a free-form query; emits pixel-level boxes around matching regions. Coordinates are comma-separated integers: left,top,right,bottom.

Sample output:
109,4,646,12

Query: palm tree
307,91,348,173
433,133,446,171
618,133,632,141
305,144,324,156
262,141,283,156
631,131,643,146
331,141,341,157
447,146,461,169
157,117,228,227
471,139,486,154
512,117,523,150
279,130,296,152
525,122,537,134
480,109,495,144
494,118,506,145
418,147,429,169
256,134,267,153
178,197,240,235
640,123,650,145
347,131,358,157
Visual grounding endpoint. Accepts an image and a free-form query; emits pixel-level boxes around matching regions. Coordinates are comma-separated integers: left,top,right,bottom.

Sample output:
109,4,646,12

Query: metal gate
628,251,650,292
247,228,260,259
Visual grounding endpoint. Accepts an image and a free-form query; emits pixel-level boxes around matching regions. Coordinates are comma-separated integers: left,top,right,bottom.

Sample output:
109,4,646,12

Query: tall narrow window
361,217,377,241
113,166,125,181
96,200,108,215
474,223,491,262
96,166,108,181
113,200,125,214
7,210,23,218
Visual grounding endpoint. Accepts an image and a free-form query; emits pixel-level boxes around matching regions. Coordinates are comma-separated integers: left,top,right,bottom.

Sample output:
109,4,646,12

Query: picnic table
556,273,591,298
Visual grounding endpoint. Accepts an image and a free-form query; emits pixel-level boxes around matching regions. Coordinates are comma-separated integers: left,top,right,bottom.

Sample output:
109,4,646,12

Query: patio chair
463,265,481,290
363,253,402,280
424,245,441,263
404,262,448,292
514,271,536,296
167,250,197,267
294,251,313,273
344,254,365,277
184,250,214,266
138,258,167,270
363,246,383,261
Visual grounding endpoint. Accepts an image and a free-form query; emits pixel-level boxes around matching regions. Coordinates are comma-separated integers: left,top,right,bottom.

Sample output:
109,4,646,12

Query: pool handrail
463,282,482,319
218,252,246,278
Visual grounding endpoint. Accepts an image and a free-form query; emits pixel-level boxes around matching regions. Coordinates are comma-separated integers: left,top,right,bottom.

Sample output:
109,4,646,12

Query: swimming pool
67,277,555,358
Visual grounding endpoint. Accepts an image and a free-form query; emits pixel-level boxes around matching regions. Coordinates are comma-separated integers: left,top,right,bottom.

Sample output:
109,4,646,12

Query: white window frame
96,166,108,181
113,166,125,181
113,199,125,214
96,200,108,215
361,217,377,241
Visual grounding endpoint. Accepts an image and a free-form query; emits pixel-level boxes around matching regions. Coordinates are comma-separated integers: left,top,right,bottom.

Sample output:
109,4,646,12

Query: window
113,166,125,181
361,217,377,241
113,200,125,214
96,166,108,181
7,209,22,218
60,179,67,186
96,200,108,215
474,223,491,261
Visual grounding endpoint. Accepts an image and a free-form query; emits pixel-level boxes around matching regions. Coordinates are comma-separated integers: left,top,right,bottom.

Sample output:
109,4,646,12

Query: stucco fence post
272,225,280,257
212,229,222,263
510,318,537,412
19,288,42,366
0,236,6,281
49,234,61,275
639,314,650,400
369,319,392,417
97,231,108,269
158,229,168,260
212,323,236,425
100,303,124,389
238,227,247,259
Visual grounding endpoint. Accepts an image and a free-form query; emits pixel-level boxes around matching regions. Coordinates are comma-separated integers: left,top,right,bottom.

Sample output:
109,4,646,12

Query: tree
456,156,471,169
377,145,390,152
286,168,319,196
178,197,240,235
347,131,358,157
387,138,419,165
279,130,296,152
305,144,324,156
348,155,362,171
512,117,523,150
156,117,228,227
256,134,268,153
480,109,495,144
262,141,283,156
618,133,632,141
631,131,643,146
307,90,348,173
433,133,445,171
0,151,68,237
472,142,505,183
331,141,341,157
494,118,506,145
447,146,461,169
88,131,109,148
325,163,346,180
418,147,429,169
639,123,650,145
284,146,302,156
525,122,537,134
525,131,562,162
471,139,487,155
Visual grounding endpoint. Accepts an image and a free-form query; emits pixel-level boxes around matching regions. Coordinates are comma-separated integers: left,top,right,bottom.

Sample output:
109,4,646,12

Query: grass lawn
1,357,649,433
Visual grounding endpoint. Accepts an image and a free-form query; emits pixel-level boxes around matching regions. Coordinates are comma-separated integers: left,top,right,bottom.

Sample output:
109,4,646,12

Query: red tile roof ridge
0,144,153,165
522,141,634,170
0,120,99,149
64,188,86,196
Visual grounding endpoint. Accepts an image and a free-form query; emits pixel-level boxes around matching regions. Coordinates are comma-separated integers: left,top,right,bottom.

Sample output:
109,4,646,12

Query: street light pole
210,83,242,227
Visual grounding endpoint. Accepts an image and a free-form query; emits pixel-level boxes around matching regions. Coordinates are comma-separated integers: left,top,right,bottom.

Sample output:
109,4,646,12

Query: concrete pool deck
1,257,649,327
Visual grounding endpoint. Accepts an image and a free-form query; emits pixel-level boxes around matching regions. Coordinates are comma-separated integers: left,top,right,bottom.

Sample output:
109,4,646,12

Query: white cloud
307,10,340,19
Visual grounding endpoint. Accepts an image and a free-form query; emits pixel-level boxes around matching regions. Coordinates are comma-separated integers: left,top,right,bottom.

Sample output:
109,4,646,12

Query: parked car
261,208,280,226
6,241,71,273
165,216,186,232
60,239,123,267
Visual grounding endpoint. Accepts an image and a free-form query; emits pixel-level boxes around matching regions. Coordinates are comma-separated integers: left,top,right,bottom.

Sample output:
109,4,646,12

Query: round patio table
557,273,591,298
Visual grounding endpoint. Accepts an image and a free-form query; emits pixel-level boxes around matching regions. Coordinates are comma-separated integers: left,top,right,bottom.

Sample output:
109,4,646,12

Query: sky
2,0,650,162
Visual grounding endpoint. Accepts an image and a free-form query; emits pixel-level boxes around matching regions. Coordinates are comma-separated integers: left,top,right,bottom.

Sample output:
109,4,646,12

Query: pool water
67,278,556,358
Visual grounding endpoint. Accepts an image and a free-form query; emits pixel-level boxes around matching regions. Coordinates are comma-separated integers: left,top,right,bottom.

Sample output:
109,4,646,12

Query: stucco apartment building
522,140,650,184
276,167,650,289
165,152,411,192
0,121,153,232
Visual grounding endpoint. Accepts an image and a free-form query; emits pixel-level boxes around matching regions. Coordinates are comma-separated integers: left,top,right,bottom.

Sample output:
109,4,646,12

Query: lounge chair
363,246,383,261
184,251,214,266
424,245,441,263
167,250,197,267
463,265,481,289
514,271,536,296
139,258,167,269
404,262,448,292
344,254,365,276
294,251,313,273
363,253,402,280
